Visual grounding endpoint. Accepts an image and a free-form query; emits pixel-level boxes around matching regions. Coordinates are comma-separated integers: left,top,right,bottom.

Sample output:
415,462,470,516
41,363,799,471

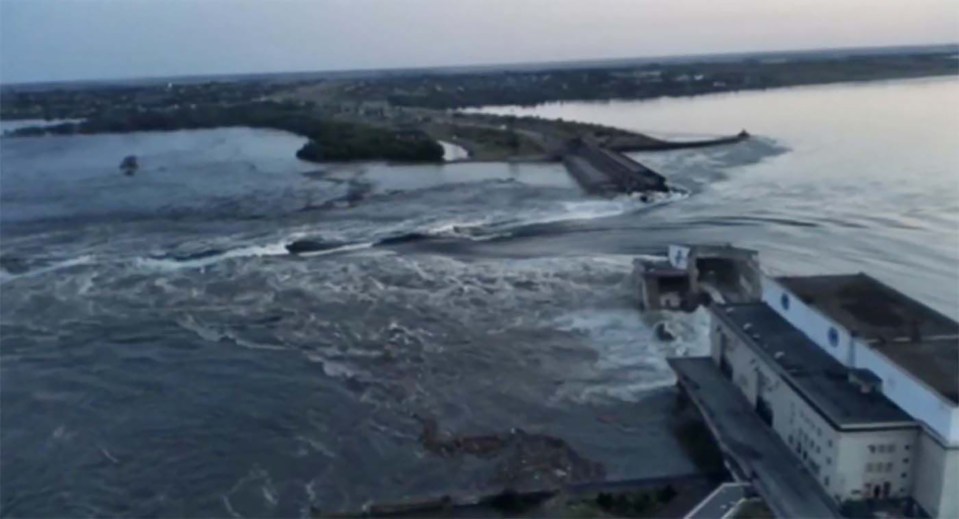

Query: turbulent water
2,78,957,517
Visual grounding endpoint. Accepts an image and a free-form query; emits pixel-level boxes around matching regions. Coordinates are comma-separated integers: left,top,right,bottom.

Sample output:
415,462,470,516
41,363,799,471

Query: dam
561,130,750,197
562,138,670,196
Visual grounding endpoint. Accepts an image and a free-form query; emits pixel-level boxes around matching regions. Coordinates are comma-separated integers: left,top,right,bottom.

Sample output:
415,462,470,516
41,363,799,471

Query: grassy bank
7,101,444,163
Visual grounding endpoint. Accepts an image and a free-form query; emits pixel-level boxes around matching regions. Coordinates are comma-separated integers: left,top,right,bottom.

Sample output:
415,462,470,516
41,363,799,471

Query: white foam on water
516,189,690,228
0,255,96,285
133,241,291,271
437,140,470,161
422,219,515,241
370,182,691,247
177,314,286,351
298,242,375,258
551,306,711,405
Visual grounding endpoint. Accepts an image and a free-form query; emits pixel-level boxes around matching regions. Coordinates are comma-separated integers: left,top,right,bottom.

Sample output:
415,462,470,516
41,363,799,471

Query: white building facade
756,275,959,518
710,305,919,505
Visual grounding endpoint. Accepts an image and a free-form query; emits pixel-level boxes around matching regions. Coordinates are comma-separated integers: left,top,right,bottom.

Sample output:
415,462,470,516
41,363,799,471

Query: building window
781,293,790,311
903,458,909,464
901,473,907,478
824,476,830,487
904,445,910,451
889,445,896,453
869,445,876,454
886,462,893,471
828,327,839,347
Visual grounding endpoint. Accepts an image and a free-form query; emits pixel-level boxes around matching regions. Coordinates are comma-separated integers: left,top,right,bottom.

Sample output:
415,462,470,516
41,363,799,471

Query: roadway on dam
669,357,842,519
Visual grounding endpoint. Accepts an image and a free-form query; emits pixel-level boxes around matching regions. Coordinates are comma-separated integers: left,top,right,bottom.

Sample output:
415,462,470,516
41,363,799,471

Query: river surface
2,77,957,517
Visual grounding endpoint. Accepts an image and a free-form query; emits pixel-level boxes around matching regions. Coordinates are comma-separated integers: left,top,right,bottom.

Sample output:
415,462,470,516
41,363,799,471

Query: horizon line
2,41,957,88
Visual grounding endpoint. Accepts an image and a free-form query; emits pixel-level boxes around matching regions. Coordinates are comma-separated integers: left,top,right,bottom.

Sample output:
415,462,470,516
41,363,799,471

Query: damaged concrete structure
634,244,761,311
563,138,669,196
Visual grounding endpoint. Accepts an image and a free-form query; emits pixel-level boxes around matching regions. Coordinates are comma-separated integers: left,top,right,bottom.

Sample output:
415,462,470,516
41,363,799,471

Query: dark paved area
668,357,841,519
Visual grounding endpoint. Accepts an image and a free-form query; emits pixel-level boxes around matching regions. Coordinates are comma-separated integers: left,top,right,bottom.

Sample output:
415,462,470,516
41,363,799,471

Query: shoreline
464,71,959,113
4,70,953,166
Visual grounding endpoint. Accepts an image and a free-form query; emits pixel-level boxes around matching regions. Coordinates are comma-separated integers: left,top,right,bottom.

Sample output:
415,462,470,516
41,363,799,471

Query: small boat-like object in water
120,155,139,175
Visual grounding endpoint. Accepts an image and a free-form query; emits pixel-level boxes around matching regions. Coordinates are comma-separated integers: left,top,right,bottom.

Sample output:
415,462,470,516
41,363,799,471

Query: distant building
703,273,958,517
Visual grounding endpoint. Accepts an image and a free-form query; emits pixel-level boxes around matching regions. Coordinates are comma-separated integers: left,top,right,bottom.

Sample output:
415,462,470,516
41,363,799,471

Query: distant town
2,46,956,163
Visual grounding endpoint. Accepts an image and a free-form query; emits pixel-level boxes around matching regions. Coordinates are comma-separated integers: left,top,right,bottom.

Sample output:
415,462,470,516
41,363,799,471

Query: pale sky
1,0,957,84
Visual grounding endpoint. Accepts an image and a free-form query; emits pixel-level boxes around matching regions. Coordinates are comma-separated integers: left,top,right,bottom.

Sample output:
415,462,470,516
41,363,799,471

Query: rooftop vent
743,323,754,332
848,368,883,395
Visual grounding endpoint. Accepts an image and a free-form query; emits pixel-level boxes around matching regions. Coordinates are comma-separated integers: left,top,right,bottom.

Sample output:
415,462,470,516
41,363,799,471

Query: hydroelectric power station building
650,245,958,518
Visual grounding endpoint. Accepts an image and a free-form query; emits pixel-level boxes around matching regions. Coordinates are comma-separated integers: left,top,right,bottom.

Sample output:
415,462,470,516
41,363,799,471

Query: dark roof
713,303,915,429
776,274,959,341
639,263,687,276
683,243,759,256
776,274,959,405
872,338,959,405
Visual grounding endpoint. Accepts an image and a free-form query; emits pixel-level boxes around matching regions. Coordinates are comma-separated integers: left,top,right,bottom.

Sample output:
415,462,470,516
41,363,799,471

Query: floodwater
470,77,959,315
1,77,957,517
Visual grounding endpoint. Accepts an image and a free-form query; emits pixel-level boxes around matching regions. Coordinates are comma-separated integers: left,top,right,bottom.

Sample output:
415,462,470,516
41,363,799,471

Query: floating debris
119,155,139,175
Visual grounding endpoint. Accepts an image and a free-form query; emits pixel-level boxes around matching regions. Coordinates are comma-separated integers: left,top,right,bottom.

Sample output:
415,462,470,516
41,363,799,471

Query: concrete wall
913,431,959,518
834,429,918,502
779,384,845,499
711,314,918,504
711,319,769,405
855,342,959,446
761,277,855,366
637,275,656,310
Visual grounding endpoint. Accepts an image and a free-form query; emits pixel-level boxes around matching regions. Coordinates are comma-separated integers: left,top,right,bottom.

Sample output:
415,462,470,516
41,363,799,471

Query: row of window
796,409,825,438
869,443,908,454
795,428,823,455
861,481,908,499
866,462,894,473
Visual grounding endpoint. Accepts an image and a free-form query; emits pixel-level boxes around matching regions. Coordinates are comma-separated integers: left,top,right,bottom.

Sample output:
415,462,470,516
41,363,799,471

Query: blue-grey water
2,77,957,517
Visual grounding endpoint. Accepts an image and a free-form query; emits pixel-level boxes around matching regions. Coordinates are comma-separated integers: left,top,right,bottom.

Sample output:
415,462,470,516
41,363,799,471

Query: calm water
2,77,957,517
471,77,959,316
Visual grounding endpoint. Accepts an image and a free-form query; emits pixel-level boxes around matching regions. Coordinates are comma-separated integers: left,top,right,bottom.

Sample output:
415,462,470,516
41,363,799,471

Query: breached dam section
562,138,670,196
